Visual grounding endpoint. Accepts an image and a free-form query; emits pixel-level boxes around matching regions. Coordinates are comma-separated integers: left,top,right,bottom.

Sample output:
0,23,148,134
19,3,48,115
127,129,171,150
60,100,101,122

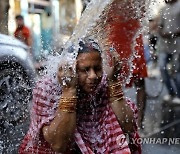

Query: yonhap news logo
116,134,130,148
116,134,180,146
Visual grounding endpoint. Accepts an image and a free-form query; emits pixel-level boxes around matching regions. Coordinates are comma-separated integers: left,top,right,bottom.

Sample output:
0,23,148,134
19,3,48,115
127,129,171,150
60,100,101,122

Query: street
125,65,180,153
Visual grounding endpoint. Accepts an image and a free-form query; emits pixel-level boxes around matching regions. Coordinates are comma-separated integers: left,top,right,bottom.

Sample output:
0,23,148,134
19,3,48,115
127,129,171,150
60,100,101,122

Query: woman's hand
57,62,77,91
104,50,122,83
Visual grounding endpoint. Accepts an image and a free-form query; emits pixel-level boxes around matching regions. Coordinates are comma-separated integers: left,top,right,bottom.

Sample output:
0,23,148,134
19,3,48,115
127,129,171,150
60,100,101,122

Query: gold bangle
60,109,76,113
110,92,124,98
111,96,124,105
59,105,76,109
114,96,124,102
60,97,77,101
59,101,77,107
109,81,122,88
109,86,123,97
109,81,123,96
59,106,76,110
60,101,77,104
59,97,77,104
59,104,76,112
59,97,77,113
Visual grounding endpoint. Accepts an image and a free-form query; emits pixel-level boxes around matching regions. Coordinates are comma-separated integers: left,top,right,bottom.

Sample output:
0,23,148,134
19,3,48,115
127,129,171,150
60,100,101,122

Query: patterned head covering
67,38,102,54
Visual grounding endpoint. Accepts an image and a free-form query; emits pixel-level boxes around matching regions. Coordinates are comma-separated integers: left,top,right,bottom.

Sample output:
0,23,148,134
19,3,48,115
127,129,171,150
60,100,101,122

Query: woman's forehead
77,51,101,60
77,52,102,65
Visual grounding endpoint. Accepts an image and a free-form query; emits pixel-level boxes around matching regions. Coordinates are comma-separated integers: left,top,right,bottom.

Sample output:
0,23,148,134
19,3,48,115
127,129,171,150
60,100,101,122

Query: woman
19,39,141,153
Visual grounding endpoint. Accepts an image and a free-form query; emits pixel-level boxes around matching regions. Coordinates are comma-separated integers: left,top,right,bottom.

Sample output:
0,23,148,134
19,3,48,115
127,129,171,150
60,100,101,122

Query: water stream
46,0,148,85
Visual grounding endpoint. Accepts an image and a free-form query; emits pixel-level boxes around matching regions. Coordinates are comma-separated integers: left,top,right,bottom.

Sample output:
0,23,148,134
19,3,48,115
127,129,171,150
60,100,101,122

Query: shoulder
23,26,30,31
22,26,31,34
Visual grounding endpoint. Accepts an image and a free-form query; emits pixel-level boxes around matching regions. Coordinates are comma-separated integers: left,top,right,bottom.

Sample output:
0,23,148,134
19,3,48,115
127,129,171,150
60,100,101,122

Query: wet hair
67,39,102,55
15,15,24,20
78,39,102,54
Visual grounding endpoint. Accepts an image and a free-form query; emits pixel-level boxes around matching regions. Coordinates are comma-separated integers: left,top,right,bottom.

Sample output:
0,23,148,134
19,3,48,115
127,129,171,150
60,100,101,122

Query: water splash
45,0,147,85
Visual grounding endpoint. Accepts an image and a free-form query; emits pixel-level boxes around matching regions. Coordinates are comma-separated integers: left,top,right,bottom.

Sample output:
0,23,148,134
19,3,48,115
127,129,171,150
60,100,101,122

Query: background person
157,0,180,103
14,15,32,48
148,17,159,66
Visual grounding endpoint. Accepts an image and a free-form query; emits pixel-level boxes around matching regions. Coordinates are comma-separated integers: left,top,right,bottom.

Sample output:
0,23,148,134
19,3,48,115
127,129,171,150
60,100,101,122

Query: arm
42,64,77,153
105,53,135,134
108,81,135,133
42,88,77,153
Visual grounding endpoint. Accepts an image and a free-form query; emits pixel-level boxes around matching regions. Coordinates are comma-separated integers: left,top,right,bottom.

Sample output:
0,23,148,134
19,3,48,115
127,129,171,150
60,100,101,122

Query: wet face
76,50,103,94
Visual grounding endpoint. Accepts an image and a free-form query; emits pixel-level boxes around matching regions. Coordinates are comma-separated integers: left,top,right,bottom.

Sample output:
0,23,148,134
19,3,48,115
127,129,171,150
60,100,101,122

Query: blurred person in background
125,36,148,130
157,0,180,103
148,17,159,67
14,15,32,49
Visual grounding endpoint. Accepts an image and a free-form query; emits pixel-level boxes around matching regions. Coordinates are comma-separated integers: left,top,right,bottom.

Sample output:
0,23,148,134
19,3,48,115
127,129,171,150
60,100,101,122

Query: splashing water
21,1,150,152
45,0,148,85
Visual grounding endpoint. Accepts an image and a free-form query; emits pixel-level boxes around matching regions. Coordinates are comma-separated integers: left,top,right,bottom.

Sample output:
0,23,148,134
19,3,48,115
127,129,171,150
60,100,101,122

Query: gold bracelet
59,97,77,112
109,82,122,90
59,106,76,110
60,97,77,101
111,96,124,105
60,97,77,104
109,87,123,97
109,82,124,99
110,92,124,98
60,109,76,113
114,96,124,102
109,81,122,88
59,106,76,113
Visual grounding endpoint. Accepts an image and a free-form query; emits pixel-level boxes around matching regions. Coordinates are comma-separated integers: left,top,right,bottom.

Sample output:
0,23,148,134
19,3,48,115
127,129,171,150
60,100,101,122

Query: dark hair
15,15,24,20
67,39,102,54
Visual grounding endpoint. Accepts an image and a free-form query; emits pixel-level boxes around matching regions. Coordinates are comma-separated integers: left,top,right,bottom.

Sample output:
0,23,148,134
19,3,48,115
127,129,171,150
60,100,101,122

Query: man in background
158,0,180,103
14,15,32,48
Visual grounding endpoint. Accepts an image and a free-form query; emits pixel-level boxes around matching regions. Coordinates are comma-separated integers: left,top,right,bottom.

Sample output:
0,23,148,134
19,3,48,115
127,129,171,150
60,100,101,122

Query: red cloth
106,1,148,85
19,76,141,154
108,20,148,86
14,26,30,45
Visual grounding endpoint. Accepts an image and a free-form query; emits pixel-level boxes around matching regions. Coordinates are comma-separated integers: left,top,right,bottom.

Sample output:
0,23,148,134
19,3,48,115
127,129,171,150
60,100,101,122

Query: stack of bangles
59,97,77,113
109,81,124,101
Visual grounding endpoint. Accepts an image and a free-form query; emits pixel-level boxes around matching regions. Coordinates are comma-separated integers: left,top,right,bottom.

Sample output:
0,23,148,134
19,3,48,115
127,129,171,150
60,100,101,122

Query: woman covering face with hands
19,39,141,154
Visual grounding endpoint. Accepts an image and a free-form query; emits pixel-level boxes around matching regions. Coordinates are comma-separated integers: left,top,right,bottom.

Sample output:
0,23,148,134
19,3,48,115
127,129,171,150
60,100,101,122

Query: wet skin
76,51,103,94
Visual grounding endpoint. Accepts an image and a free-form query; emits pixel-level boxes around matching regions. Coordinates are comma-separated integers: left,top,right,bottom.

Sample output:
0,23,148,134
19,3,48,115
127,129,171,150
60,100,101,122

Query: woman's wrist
108,80,124,102
62,87,77,97
59,97,77,113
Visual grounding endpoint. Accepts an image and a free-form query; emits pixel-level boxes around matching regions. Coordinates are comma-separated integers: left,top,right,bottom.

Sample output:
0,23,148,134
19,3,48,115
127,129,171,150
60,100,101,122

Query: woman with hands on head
19,39,141,154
